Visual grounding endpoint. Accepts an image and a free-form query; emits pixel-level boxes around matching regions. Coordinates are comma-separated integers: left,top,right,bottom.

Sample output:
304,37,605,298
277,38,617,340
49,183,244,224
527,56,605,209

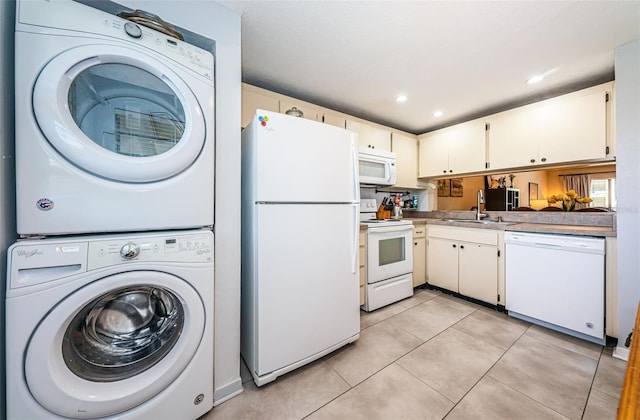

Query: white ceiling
217,1,640,135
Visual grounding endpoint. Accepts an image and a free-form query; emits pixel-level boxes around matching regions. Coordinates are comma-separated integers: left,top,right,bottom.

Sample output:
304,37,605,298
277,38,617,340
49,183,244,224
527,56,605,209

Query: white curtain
563,174,592,209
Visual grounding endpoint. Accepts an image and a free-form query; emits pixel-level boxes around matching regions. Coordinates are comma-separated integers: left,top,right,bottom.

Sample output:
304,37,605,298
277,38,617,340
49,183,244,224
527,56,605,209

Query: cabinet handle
452,244,457,248
460,245,465,249
443,170,447,174
449,169,453,173
541,157,547,162
414,242,418,246
530,159,536,164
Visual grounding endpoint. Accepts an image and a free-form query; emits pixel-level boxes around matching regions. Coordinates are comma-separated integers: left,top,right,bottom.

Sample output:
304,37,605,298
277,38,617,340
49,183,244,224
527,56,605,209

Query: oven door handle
368,225,413,234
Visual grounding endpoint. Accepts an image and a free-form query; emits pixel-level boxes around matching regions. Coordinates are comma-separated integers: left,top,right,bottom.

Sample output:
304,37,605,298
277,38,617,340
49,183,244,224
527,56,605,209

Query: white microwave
358,147,396,186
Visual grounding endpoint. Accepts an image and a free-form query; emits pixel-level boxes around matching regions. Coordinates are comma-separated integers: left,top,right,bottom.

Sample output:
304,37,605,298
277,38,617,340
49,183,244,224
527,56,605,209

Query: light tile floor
202,288,627,420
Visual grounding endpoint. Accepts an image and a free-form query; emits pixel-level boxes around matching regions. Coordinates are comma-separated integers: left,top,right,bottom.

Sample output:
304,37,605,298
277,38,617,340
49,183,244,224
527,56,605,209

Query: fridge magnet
437,179,450,197
450,178,463,197
529,182,539,204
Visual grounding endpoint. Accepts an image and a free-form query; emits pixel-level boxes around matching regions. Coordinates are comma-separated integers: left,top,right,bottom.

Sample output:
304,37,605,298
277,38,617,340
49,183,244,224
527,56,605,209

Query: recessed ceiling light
395,95,407,103
527,74,545,84
433,110,444,118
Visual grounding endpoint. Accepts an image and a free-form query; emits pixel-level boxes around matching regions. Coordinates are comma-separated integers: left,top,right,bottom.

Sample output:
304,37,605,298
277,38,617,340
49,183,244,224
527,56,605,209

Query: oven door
366,224,413,283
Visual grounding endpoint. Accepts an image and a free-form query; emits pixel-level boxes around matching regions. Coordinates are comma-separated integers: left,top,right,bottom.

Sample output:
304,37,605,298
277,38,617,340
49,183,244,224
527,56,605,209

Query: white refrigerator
241,110,360,386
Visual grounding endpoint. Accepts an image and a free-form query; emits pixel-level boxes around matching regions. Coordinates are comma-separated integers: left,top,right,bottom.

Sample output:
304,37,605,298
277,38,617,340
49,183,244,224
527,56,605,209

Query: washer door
25,271,205,419
33,44,206,183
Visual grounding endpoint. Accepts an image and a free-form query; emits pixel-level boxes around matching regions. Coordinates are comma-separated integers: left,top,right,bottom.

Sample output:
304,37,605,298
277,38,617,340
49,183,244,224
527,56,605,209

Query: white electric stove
359,199,413,311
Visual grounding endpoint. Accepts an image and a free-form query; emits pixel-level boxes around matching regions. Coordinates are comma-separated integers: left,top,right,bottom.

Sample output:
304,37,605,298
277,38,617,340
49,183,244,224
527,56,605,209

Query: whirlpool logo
17,249,44,258
36,198,54,211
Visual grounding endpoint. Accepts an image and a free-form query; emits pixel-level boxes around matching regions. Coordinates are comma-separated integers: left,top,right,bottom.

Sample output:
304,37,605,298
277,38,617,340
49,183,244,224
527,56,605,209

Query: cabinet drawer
413,226,426,238
428,225,498,246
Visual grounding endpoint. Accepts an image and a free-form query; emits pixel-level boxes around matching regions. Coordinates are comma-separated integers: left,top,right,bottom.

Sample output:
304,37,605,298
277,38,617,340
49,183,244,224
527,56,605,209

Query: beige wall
436,165,616,210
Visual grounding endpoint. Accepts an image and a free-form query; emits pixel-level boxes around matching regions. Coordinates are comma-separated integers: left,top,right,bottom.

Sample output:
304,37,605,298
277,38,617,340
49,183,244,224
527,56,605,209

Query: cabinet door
322,112,346,129
446,119,487,175
413,237,426,287
346,120,391,151
279,100,319,121
427,238,458,291
241,87,279,128
458,243,498,305
418,132,449,177
392,132,419,188
538,89,607,164
488,107,540,170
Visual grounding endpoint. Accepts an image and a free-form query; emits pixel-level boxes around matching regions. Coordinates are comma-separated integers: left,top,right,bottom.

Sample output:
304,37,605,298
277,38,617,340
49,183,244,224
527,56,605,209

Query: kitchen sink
440,219,517,226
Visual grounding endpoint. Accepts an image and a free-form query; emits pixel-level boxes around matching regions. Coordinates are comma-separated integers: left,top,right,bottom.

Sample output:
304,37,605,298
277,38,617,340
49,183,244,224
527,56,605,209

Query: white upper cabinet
322,112,346,129
346,120,391,151
241,85,279,128
487,82,613,171
418,119,486,178
391,132,420,189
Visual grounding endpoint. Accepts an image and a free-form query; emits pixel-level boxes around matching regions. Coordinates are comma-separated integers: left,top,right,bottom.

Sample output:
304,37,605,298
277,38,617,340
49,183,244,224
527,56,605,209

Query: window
590,177,616,209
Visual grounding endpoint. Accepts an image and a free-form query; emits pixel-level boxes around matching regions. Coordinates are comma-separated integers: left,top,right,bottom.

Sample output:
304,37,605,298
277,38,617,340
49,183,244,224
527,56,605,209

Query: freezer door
247,110,358,203
253,203,360,375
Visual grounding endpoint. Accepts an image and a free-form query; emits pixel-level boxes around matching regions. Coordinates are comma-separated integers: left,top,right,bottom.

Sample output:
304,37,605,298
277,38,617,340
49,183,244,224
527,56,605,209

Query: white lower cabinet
412,225,427,287
427,226,501,305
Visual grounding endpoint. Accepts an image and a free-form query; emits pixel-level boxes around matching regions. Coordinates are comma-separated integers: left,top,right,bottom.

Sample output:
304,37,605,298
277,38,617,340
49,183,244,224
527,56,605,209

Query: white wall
614,39,640,359
0,1,16,417
115,0,242,404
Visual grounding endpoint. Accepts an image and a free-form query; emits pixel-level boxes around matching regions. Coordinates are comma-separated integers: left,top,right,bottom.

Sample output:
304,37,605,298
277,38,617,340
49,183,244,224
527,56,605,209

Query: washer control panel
88,232,213,270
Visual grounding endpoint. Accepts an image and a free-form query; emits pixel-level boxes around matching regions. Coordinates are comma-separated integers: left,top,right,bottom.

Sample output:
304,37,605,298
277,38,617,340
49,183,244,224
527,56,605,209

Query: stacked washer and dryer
6,1,216,419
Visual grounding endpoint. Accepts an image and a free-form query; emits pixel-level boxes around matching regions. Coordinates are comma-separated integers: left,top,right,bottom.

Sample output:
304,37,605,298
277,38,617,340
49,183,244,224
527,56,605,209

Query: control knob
120,242,140,259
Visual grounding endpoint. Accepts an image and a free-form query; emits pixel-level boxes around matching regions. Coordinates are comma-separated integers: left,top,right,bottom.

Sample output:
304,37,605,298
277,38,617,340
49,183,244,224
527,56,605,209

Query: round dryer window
68,63,186,158
32,45,207,183
24,271,205,419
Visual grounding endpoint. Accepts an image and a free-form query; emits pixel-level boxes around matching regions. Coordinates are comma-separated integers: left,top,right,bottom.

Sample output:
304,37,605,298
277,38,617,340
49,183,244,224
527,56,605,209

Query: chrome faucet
476,189,487,220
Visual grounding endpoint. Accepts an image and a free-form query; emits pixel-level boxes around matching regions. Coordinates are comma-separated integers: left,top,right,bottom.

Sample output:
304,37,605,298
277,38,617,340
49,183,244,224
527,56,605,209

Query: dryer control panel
17,0,214,81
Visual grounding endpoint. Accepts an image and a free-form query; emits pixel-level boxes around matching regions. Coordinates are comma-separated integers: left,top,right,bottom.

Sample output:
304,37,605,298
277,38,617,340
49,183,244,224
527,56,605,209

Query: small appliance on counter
486,187,519,211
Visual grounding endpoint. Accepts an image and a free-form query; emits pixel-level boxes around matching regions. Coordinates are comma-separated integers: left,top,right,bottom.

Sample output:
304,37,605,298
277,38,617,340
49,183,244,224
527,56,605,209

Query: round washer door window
25,271,205,419
33,44,207,183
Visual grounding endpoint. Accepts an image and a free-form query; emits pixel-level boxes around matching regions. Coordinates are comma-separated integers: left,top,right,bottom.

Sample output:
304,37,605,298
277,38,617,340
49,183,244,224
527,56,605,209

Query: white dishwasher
505,231,605,345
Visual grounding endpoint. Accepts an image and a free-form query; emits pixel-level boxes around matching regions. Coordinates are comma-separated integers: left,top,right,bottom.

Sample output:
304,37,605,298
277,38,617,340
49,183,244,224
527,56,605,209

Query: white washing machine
15,0,215,236
5,229,214,419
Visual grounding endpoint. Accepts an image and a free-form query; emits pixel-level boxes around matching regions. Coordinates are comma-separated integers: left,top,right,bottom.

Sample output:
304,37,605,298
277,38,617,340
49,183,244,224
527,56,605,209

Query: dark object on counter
513,206,536,211
540,206,563,212
485,187,519,211
576,207,609,212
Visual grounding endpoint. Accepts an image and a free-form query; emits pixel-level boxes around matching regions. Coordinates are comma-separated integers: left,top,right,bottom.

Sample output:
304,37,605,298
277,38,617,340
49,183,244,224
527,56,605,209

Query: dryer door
25,271,205,419
32,44,207,183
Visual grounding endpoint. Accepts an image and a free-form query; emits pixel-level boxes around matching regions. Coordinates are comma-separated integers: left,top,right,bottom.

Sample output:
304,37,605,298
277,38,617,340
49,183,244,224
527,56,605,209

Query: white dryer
5,230,214,419
15,0,215,236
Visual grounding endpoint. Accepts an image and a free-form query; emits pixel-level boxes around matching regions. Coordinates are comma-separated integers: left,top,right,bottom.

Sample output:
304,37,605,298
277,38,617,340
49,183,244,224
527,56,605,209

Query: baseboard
613,346,630,361
213,378,243,406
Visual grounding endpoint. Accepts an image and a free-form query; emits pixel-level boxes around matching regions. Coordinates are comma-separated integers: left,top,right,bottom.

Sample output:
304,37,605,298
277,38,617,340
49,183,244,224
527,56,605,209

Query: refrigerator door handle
351,144,359,201
352,203,358,274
